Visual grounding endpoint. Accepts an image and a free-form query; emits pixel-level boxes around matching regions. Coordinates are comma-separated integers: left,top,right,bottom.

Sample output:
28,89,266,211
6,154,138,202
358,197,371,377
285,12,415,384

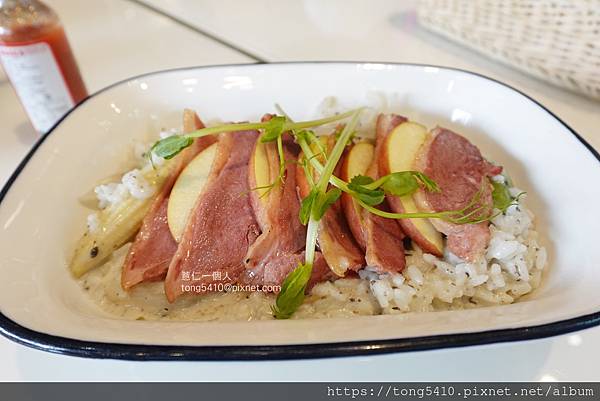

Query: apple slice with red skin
340,141,407,273
378,121,444,257
339,141,374,249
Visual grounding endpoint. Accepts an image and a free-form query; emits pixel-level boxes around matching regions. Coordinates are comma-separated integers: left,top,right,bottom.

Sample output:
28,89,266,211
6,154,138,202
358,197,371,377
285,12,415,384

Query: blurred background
1,1,598,145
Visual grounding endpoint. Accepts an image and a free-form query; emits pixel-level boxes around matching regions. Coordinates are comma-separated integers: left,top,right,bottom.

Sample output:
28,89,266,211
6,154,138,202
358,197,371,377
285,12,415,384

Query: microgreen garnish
344,170,439,206
491,179,526,215
312,188,342,220
356,179,492,224
298,189,318,225
491,180,512,211
347,175,385,206
272,110,362,320
371,171,440,195
146,149,156,170
380,172,420,196
151,135,193,160
150,109,360,160
271,217,319,319
260,116,286,143
275,133,286,185
297,130,327,162
271,262,313,319
411,172,441,193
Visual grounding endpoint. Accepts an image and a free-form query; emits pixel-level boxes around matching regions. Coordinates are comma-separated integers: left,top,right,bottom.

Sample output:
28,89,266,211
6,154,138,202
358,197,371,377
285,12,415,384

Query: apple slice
340,141,374,249
247,140,275,230
167,142,218,242
379,122,444,256
248,140,280,206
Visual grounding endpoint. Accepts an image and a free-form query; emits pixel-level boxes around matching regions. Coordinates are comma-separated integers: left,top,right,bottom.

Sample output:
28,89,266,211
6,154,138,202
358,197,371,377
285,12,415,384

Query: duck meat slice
164,130,260,302
241,136,307,286
249,250,336,290
361,160,406,273
121,110,215,289
414,127,502,261
340,141,406,274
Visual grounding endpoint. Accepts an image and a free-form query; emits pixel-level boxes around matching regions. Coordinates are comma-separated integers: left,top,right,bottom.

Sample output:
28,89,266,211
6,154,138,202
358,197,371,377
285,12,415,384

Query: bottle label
0,42,75,133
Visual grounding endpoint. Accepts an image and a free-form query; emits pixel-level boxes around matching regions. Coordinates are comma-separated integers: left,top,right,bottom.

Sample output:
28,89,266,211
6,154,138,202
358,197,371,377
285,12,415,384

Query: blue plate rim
1,61,599,361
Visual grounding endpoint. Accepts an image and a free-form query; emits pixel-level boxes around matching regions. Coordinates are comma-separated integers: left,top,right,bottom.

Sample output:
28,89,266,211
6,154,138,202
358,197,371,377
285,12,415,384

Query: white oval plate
1,63,599,360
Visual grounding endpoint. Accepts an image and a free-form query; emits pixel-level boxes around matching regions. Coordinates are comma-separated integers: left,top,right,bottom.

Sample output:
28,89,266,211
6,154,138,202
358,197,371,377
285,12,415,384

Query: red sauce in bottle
0,0,87,133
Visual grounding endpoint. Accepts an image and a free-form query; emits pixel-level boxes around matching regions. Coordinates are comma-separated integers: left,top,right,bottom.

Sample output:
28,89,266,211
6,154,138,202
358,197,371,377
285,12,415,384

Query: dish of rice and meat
70,102,547,321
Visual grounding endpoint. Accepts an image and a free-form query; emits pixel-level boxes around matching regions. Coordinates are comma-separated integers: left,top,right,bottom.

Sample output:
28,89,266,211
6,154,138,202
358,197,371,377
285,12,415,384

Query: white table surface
0,0,598,381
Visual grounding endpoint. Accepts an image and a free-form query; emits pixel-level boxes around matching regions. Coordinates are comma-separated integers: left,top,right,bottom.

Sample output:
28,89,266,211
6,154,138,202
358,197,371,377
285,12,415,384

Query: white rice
94,134,168,210
351,187,547,314
86,213,100,233
121,169,155,200
94,182,129,209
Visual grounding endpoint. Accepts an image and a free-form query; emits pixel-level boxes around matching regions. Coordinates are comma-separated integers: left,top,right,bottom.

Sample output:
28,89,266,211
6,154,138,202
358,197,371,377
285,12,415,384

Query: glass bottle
0,0,87,133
